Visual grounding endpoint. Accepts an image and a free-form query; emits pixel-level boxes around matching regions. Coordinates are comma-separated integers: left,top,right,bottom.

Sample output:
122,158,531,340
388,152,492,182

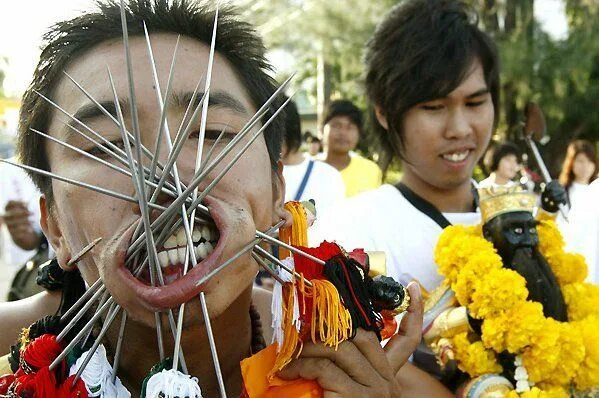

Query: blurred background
1,0,597,173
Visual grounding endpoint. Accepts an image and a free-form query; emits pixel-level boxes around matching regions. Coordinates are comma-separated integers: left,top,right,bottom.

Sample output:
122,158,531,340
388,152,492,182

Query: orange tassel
279,202,308,260
269,283,301,377
305,279,352,349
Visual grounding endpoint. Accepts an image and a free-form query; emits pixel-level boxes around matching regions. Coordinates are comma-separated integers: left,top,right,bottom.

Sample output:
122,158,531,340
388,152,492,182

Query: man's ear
374,105,389,130
40,195,73,271
273,161,293,228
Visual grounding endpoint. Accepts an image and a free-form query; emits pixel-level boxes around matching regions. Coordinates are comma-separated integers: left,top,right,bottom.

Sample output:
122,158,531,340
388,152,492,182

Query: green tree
238,0,398,124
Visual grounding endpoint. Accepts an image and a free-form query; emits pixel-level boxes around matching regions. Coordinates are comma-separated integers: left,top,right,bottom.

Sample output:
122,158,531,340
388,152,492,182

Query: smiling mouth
441,149,471,163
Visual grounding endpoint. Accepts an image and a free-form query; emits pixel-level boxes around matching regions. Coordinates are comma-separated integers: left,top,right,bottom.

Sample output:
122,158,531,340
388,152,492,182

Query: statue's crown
478,186,537,223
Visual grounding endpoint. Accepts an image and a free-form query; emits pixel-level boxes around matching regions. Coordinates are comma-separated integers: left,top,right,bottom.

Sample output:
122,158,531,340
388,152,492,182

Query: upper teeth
443,151,469,162
158,224,217,268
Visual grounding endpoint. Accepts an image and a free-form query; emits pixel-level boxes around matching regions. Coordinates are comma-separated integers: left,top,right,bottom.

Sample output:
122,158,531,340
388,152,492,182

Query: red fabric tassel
22,334,63,370
59,375,89,397
293,241,343,331
8,333,87,397
0,373,16,394
32,366,58,398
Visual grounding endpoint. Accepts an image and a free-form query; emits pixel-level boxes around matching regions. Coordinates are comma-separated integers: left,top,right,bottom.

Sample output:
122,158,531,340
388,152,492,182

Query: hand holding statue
278,282,423,398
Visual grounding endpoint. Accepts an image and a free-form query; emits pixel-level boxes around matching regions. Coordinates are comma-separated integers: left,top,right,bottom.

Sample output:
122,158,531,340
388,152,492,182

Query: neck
492,172,510,185
401,171,474,213
325,150,351,171
573,177,588,185
106,287,254,397
282,151,305,166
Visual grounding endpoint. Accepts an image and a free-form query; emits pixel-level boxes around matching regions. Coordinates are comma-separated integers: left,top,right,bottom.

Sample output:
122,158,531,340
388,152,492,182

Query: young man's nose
444,108,473,140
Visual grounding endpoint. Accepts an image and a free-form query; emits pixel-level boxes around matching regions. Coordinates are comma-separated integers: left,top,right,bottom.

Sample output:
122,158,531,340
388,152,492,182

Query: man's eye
513,227,524,234
421,104,444,111
529,228,536,234
190,129,234,141
466,99,486,107
85,140,125,158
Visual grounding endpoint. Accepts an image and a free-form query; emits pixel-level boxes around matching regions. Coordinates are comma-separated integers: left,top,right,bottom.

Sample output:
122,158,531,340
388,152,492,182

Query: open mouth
139,222,221,285
441,149,471,163
118,197,229,311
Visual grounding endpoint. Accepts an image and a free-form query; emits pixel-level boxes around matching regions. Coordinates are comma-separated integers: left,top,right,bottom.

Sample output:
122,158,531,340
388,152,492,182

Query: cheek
402,119,438,161
474,105,494,140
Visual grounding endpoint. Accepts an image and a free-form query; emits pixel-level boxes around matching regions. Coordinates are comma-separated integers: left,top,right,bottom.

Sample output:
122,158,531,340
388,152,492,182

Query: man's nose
444,108,473,140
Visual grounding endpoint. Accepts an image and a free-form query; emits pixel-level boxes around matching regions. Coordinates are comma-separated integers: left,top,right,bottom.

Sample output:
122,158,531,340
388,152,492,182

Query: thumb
383,282,423,374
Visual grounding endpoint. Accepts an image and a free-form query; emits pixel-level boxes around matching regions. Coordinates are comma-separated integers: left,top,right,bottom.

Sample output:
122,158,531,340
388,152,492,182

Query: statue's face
483,211,538,262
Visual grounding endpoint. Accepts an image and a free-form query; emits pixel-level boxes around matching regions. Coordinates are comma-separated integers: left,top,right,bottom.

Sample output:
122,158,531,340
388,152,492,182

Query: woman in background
557,139,598,281
558,139,597,209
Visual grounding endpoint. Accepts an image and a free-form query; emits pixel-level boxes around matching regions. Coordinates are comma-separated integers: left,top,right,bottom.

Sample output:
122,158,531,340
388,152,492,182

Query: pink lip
117,196,229,311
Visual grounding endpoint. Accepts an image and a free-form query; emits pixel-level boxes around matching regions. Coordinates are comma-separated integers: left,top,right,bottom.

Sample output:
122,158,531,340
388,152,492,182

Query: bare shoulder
0,291,61,351
251,286,273,344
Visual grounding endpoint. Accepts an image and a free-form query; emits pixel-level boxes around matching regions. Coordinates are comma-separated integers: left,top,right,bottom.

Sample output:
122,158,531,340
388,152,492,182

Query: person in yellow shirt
322,100,382,196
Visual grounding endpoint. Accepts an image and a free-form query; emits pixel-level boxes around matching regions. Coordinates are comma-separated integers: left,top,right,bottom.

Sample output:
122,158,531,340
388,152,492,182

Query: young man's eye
466,99,487,107
420,104,444,111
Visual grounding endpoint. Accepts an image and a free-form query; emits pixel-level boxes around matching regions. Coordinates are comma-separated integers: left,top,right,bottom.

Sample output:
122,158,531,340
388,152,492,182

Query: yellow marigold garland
434,220,599,396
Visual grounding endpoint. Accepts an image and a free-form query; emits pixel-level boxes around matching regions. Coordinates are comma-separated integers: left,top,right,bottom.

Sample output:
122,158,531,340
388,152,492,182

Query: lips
118,196,230,311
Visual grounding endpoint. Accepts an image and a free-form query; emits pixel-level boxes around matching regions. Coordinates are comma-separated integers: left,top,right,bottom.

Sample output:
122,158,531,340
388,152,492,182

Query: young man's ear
374,105,389,130
272,161,293,228
40,195,73,271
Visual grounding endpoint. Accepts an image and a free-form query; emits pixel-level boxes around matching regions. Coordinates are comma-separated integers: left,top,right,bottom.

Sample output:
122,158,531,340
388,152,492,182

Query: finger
4,209,32,221
6,222,34,231
384,282,423,374
350,329,395,381
4,218,32,228
299,337,382,387
5,200,28,209
278,357,365,397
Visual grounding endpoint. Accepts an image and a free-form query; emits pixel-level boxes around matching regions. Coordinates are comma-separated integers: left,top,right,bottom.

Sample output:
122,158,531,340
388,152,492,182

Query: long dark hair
364,0,500,173
558,139,598,189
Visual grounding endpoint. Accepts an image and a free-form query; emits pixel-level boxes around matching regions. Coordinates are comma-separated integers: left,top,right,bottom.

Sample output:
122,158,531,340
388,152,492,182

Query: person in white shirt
312,1,567,387
478,141,522,189
0,160,43,266
0,159,44,300
314,1,500,294
557,140,598,280
557,139,597,215
281,100,345,214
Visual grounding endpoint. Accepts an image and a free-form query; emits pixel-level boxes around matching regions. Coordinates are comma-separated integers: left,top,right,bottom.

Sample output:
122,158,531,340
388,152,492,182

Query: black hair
365,0,500,172
283,100,302,155
18,0,284,203
559,139,598,189
323,100,363,133
306,135,321,144
489,141,522,172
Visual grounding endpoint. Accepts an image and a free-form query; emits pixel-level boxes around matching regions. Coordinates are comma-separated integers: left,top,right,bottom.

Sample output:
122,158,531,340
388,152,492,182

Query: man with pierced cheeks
0,1,451,397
